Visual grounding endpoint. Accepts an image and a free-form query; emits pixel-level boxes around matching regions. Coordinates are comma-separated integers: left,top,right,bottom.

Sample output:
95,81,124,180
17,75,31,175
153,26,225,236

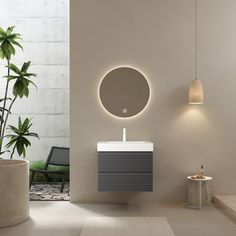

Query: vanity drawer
98,152,152,173
98,173,153,192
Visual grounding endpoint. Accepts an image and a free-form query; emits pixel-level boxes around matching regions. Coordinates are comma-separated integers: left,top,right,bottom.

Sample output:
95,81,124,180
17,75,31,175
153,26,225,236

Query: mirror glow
98,66,152,119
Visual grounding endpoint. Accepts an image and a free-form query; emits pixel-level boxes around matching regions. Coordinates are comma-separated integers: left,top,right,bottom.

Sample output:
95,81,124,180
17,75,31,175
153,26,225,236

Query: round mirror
99,67,150,118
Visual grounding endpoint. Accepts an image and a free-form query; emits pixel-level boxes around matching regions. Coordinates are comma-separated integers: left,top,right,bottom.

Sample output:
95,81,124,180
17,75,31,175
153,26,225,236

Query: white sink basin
97,141,153,152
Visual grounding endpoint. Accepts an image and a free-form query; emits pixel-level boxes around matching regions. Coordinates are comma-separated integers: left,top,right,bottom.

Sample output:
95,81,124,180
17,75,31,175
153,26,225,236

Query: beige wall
70,0,236,203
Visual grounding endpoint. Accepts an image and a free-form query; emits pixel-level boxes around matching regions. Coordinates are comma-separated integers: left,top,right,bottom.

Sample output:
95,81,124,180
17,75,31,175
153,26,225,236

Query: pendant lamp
189,0,204,104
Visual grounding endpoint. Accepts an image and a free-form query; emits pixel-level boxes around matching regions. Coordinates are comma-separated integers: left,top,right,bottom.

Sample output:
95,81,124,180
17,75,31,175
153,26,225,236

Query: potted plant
0,26,39,227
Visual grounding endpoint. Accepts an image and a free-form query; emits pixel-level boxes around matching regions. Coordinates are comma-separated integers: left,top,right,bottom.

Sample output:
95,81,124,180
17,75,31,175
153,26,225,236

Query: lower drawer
98,173,153,192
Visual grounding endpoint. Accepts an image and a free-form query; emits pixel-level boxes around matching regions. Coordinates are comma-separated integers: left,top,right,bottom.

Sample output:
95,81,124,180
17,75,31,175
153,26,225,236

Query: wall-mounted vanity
98,67,153,192
97,140,153,192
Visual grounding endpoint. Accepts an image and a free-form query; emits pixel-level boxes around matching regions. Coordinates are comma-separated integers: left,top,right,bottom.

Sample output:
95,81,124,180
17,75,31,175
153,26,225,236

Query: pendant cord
195,0,198,80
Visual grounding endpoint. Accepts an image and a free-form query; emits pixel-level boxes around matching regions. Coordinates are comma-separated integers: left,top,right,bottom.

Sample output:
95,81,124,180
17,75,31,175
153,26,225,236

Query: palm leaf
11,40,23,50
18,117,22,130
7,63,21,74
3,75,18,80
6,26,15,35
8,43,15,55
0,26,23,59
0,47,4,59
6,117,39,158
21,61,31,72
25,133,39,138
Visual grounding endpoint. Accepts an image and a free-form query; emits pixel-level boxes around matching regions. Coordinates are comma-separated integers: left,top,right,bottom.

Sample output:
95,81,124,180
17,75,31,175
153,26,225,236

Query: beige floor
0,202,235,236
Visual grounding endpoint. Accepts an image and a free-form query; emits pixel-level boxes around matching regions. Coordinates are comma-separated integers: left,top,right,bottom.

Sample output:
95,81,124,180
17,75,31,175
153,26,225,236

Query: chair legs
30,171,68,193
29,171,35,189
60,177,66,193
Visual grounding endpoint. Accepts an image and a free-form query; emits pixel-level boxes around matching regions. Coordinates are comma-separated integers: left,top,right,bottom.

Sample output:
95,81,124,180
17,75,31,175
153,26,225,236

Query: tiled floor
0,202,235,236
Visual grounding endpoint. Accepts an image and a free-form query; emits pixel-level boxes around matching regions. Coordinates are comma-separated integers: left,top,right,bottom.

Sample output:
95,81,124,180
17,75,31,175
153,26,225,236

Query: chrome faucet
123,128,126,142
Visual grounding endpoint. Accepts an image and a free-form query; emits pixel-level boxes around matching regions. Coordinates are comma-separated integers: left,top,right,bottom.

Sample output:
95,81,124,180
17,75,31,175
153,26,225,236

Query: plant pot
0,159,29,227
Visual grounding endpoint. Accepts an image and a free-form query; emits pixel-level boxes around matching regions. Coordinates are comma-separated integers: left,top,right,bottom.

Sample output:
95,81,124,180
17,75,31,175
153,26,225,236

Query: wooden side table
187,176,213,209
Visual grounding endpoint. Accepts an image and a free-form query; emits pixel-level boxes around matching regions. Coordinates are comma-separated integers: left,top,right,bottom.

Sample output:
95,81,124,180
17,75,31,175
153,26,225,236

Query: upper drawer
98,152,153,173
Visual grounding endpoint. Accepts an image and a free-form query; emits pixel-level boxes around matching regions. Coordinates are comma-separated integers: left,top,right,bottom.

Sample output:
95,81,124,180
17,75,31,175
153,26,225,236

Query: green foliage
0,25,39,159
0,26,23,60
5,61,37,98
30,160,47,182
6,117,39,158
31,160,45,170
30,160,69,182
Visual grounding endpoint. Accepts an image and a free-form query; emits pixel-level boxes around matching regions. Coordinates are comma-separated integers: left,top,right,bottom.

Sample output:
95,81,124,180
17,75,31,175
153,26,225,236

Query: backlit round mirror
99,67,150,118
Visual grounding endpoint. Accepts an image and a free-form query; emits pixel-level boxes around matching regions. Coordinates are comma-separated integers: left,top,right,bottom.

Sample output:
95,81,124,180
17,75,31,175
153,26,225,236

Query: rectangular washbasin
97,141,153,152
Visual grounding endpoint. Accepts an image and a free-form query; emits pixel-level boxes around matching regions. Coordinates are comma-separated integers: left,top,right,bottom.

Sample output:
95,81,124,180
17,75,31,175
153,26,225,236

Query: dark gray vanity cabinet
98,152,153,192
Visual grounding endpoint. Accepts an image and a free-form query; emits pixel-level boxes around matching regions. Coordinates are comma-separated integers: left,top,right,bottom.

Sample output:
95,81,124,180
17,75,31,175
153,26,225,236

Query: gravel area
30,183,70,201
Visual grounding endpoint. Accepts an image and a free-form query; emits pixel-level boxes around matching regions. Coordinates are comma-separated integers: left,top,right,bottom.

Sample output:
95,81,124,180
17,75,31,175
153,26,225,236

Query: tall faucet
123,128,126,142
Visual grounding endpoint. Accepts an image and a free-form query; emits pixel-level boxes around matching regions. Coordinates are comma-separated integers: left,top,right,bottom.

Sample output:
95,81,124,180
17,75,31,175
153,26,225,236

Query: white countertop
97,141,154,152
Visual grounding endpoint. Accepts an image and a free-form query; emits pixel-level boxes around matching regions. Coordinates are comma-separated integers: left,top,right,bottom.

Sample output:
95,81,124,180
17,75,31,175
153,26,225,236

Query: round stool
187,176,213,209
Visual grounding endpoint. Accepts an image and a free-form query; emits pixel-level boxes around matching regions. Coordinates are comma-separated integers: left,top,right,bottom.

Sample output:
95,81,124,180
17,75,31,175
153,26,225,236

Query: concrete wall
0,0,69,161
71,0,236,203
